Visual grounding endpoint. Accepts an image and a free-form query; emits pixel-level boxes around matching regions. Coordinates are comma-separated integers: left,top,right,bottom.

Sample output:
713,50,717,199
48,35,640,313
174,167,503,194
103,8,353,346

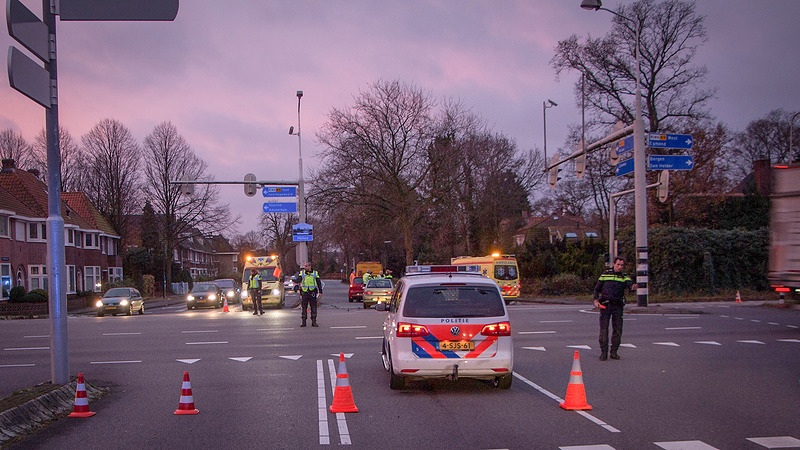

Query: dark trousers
599,303,624,354
249,288,262,313
301,290,318,322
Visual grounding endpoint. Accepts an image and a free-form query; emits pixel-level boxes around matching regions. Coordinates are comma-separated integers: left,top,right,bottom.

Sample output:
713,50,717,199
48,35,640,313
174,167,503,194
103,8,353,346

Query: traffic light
575,140,586,178
180,175,194,195
244,173,257,197
548,154,562,189
658,169,670,203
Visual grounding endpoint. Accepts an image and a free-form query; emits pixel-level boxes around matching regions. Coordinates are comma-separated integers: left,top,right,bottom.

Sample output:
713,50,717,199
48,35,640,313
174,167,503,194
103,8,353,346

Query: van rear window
402,286,505,318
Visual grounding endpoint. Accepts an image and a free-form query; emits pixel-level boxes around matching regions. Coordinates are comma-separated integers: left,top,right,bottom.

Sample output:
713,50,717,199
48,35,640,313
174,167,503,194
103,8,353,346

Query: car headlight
272,288,280,296
209,294,217,300
95,300,103,307
226,291,234,298
187,295,195,301
120,300,129,306
241,291,248,298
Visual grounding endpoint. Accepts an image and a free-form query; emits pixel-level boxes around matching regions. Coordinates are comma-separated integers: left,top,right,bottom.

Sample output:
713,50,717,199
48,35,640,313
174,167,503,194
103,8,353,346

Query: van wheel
387,346,405,390
496,373,512,389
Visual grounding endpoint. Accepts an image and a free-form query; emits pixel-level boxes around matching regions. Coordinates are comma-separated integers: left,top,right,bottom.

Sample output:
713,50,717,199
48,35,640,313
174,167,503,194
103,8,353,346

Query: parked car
284,277,300,292
96,287,144,317
213,278,240,304
348,276,364,302
187,283,224,310
362,278,393,309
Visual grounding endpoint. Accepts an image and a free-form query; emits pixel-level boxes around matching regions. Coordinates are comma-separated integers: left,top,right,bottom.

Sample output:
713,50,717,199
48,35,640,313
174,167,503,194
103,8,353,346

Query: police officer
362,270,372,284
248,268,263,315
298,261,322,327
593,256,636,361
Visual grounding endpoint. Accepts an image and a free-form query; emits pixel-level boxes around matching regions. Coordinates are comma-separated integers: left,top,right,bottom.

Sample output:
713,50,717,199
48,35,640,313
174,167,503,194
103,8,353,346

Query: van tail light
397,323,430,337
481,322,511,336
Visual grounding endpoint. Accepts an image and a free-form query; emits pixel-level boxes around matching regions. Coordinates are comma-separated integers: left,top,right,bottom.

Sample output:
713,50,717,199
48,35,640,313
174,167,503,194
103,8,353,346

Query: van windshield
402,285,505,318
494,265,518,281
257,269,279,282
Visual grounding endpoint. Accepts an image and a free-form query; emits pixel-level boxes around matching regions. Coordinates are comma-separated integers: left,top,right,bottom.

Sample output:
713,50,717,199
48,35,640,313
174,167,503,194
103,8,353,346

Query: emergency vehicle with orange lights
377,264,513,390
451,253,521,302
240,255,285,310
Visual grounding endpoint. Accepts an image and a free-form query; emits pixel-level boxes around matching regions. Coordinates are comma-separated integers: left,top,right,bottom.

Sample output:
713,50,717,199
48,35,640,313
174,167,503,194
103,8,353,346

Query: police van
376,265,513,390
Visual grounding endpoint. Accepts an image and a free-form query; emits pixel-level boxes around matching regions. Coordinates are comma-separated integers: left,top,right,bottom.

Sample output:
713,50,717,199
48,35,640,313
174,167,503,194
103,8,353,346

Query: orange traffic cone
735,291,742,303
223,298,230,312
559,351,592,410
174,371,199,415
68,373,96,417
329,353,358,413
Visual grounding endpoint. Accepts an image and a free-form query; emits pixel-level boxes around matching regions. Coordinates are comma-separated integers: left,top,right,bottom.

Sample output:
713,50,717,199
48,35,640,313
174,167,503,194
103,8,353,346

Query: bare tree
81,119,141,241
729,110,800,179
32,126,85,192
0,129,33,169
141,121,233,288
259,212,296,268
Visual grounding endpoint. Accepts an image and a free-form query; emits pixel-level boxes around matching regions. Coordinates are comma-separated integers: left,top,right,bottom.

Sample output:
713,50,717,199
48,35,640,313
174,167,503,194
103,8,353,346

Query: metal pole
632,21,649,306
295,91,308,266
608,194,615,267
43,0,69,384
543,101,548,166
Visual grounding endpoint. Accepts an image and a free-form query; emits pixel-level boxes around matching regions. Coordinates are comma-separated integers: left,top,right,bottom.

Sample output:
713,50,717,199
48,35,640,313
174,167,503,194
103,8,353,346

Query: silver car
96,287,145,317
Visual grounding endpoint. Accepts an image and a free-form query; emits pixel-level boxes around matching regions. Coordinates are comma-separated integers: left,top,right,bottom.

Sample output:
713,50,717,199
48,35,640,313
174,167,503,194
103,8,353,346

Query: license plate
438,341,475,351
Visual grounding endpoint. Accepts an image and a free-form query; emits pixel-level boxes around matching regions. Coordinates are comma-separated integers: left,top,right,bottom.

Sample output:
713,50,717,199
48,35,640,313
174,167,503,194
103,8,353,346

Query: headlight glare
120,299,129,306
187,295,195,301
95,300,103,308
272,288,280,296
209,294,217,300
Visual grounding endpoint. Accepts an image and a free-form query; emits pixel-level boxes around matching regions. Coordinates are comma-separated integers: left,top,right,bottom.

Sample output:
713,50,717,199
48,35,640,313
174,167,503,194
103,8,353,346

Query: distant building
514,213,601,246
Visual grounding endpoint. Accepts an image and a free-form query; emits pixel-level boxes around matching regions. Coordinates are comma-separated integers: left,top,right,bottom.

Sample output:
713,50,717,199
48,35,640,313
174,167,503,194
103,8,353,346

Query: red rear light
365,291,372,295
481,322,511,336
397,323,430,337
387,291,393,295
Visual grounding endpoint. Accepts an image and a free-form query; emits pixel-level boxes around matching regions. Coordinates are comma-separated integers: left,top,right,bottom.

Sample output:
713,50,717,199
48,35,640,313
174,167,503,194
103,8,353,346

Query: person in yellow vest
363,270,372,284
299,261,322,327
248,268,263,315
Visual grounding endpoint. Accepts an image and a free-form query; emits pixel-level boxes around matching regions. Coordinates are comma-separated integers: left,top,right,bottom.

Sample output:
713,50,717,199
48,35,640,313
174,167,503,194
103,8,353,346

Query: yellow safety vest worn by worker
300,270,319,292
249,273,260,289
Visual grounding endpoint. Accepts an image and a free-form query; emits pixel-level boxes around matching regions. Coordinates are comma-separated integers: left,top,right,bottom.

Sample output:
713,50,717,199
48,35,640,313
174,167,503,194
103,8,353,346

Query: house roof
61,192,119,236
516,213,601,240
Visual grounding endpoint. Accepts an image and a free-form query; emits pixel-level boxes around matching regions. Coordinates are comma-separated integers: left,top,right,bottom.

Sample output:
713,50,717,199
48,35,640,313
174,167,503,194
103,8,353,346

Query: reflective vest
300,270,319,292
363,273,371,283
249,273,260,289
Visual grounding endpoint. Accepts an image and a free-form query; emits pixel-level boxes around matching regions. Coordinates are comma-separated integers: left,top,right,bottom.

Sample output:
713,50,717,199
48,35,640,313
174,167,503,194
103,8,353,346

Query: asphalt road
2,281,799,449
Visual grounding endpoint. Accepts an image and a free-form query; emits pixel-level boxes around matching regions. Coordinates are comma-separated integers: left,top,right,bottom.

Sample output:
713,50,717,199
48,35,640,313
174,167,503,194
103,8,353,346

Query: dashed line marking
665,327,702,330
4,347,49,351
0,364,36,368
695,341,721,346
654,342,680,347
90,360,142,365
519,331,557,334
186,341,228,345
103,332,142,336
737,340,765,345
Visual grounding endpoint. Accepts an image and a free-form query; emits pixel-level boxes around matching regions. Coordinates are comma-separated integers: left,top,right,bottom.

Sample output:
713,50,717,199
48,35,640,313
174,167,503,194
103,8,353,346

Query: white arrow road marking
654,342,680,347
229,357,252,362
177,359,200,364
747,437,800,448
778,339,800,343
737,340,765,345
655,440,716,450
567,345,592,350
522,347,546,351
279,355,303,360
330,353,354,358
620,343,637,348
695,341,721,346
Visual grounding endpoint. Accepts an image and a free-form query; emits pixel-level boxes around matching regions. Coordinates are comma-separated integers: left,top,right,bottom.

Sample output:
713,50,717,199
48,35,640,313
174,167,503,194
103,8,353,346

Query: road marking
4,347,49,351
522,347,546,351
695,341,721,346
316,359,330,445
181,330,219,333
737,340,765,345
186,341,228,345
513,372,620,433
655,440,719,449
747,436,800,448
751,320,762,323
788,325,799,329
653,342,680,347
620,343,637,348
331,326,367,329
103,332,142,336
355,336,382,340
667,315,700,319
768,322,779,325
519,331,557,334
177,359,201,364
540,320,572,323
327,358,352,445
90,360,142,364
257,328,295,331
777,339,800,343
280,355,303,360
330,353,354,358
230,357,252,362
23,335,49,338
559,445,615,449
665,327,702,330
567,345,592,350
0,364,36,368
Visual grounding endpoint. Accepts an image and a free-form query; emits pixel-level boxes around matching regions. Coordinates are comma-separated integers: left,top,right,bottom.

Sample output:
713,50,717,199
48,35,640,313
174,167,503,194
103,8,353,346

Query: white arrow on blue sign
648,155,694,170
262,186,297,198
615,135,634,155
263,202,297,213
615,158,634,176
648,133,693,149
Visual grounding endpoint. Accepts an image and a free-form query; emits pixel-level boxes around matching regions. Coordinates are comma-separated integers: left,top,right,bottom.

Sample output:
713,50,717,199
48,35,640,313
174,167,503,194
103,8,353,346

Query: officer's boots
311,320,318,327
600,351,608,361
301,319,307,327
610,350,620,360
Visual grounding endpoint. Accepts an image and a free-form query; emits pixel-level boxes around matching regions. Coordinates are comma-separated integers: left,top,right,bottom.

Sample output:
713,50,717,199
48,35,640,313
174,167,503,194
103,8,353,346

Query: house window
67,265,76,294
28,223,47,241
1,264,11,299
74,231,82,248
85,233,93,248
0,215,9,237
108,267,123,282
84,266,101,292
65,228,75,246
29,265,48,291
16,222,25,241
585,232,598,238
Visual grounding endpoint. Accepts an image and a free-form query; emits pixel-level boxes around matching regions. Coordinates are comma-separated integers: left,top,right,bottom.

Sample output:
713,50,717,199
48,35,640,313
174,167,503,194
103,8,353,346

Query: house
514,213,601,247
0,159,123,300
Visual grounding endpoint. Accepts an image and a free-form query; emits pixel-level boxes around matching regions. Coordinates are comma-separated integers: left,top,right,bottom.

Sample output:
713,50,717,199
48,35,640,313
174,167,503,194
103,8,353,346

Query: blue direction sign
648,155,694,170
262,186,297,198
292,223,313,242
648,133,694,149
615,135,634,155
263,202,297,213
615,158,634,176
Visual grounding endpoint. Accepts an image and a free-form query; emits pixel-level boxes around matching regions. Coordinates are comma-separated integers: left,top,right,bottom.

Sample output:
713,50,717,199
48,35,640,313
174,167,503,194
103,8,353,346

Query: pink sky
3,1,799,235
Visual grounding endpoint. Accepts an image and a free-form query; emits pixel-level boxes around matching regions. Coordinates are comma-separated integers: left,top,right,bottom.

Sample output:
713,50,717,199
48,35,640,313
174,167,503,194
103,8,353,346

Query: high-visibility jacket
248,273,260,289
300,270,320,292
593,269,633,305
363,273,371,283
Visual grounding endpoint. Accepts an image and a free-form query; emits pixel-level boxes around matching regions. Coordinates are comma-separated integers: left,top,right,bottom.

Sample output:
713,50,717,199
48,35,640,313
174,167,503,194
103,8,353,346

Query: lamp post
543,99,558,169
289,91,308,266
581,0,648,306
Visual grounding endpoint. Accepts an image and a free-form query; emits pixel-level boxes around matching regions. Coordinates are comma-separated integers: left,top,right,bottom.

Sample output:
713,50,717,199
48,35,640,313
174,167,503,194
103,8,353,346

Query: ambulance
240,255,285,310
451,253,520,302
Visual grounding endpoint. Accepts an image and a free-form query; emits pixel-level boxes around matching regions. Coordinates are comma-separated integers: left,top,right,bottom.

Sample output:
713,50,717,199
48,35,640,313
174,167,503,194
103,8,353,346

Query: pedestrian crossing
559,435,800,449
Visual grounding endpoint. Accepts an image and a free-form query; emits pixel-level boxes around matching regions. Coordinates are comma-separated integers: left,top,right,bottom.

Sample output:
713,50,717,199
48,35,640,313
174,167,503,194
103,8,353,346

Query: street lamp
543,99,558,169
289,90,308,266
581,0,649,306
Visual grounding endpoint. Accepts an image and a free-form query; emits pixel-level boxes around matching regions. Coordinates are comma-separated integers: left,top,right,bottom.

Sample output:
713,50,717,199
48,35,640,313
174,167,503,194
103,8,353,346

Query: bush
9,286,26,303
142,274,155,298
23,289,48,303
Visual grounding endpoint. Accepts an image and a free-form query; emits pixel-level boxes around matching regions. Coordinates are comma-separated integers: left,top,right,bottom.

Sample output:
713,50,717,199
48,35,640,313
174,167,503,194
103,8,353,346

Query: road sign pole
632,24,649,307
